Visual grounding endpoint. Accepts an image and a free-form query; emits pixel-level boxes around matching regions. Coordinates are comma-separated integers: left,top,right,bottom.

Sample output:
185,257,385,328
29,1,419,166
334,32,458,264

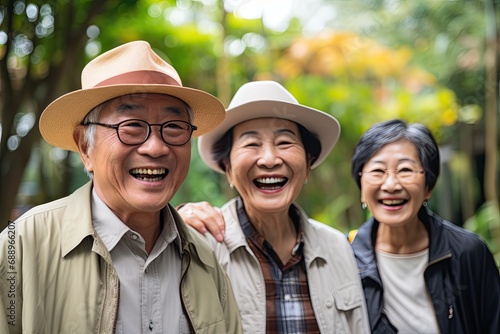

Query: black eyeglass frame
83,119,198,146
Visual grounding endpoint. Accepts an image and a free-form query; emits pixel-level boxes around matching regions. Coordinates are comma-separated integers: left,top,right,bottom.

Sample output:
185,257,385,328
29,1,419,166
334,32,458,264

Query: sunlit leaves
276,31,462,140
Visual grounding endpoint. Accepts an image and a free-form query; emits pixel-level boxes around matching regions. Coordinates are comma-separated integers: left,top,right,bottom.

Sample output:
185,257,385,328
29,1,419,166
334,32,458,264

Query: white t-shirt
376,249,440,334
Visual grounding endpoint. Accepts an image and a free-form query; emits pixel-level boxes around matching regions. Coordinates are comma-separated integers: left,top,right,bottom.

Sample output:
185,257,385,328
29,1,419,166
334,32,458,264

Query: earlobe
425,188,433,200
225,170,233,187
225,162,233,186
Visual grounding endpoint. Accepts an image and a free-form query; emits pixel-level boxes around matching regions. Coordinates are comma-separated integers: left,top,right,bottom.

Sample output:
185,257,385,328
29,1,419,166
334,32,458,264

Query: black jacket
351,208,500,334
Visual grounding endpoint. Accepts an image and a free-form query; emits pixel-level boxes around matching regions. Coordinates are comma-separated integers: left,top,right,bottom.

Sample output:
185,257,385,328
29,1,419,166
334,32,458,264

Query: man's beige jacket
0,182,241,334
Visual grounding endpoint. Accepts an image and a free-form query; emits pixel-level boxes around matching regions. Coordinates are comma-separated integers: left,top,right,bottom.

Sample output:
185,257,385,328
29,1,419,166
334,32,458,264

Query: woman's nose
380,172,403,191
257,143,282,168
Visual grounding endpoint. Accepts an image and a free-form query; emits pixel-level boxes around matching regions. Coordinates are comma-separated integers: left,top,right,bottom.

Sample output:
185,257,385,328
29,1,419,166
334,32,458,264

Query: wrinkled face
75,93,192,218
226,118,310,215
360,139,432,228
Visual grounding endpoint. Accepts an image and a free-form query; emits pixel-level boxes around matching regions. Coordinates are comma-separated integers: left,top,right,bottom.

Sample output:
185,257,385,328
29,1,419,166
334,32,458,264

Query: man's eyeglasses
359,168,425,185
83,119,197,146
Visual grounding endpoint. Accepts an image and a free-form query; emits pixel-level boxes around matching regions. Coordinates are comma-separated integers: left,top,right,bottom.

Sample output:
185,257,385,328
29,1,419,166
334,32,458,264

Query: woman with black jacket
350,119,499,334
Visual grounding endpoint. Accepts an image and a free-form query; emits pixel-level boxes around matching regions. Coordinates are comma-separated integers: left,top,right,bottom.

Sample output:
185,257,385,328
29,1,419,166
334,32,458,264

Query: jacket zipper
113,282,120,333
180,249,196,333
426,252,454,330
426,253,452,267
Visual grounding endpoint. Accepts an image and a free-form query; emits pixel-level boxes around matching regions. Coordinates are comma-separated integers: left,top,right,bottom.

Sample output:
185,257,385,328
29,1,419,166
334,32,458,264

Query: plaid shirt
237,199,320,334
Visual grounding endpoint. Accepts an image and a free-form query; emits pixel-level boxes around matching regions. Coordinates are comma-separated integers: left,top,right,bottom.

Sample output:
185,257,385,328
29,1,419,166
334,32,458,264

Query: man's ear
73,125,93,172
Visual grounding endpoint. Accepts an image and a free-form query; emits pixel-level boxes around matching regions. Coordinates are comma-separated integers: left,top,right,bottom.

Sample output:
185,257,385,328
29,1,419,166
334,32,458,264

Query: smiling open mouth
253,177,288,190
130,168,168,182
379,199,407,206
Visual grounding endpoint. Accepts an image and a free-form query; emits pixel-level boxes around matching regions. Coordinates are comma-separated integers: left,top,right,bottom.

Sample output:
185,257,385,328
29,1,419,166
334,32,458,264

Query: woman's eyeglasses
359,169,425,185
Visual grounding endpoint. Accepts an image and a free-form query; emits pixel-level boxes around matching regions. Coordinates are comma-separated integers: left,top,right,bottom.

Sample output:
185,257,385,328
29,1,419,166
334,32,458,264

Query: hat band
93,70,181,88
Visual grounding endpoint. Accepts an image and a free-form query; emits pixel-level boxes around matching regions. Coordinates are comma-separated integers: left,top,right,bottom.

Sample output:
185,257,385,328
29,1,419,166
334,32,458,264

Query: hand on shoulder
178,202,225,242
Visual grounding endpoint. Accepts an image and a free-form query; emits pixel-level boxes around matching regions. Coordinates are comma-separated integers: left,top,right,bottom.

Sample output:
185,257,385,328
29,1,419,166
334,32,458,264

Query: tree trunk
484,0,498,206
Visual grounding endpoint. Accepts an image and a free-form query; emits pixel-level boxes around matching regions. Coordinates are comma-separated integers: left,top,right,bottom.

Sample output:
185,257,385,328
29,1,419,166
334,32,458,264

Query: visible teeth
255,177,286,184
263,186,281,190
136,176,163,182
381,199,405,205
131,168,166,175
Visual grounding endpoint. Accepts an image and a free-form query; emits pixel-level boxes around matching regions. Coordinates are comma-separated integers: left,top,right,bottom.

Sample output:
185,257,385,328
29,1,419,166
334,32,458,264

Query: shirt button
325,298,333,308
130,233,139,240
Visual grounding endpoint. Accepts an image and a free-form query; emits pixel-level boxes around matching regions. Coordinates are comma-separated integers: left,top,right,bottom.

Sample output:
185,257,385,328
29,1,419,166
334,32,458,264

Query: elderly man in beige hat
0,41,241,334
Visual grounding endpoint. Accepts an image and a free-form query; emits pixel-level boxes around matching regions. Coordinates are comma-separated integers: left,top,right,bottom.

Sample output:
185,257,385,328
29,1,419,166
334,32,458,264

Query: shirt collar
91,189,129,252
236,197,304,254
91,189,182,255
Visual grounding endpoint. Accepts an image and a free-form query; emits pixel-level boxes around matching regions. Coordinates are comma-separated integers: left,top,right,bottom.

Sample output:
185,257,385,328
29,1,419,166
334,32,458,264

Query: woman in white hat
180,81,370,333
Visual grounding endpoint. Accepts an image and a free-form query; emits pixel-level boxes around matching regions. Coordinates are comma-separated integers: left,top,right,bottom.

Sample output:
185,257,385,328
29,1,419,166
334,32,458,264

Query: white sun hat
198,80,341,173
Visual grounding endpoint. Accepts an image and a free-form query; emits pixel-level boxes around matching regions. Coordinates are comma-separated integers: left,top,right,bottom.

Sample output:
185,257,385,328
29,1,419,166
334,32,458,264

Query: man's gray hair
80,104,103,178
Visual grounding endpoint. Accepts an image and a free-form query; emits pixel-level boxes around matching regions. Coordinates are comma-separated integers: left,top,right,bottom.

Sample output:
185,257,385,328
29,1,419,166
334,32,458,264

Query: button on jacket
203,197,370,334
0,181,242,334
351,208,500,334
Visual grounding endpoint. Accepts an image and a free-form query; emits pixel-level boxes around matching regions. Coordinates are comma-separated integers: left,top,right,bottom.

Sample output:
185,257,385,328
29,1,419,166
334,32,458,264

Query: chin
134,198,170,212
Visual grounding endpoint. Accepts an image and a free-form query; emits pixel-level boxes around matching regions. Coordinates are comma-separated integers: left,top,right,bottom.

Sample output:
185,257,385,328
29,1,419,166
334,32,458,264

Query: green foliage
2,0,497,238
464,201,500,268
172,139,231,208
309,194,355,233
93,0,222,96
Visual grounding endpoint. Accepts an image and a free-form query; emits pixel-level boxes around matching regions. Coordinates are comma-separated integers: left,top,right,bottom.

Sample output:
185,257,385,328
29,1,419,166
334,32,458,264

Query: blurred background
1,0,499,264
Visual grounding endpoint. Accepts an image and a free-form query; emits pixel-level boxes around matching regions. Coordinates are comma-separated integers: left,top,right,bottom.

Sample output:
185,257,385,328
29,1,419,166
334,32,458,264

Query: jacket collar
351,217,382,284
61,181,97,258
221,197,327,264
419,208,453,264
352,208,452,271
220,198,248,252
171,204,215,268
60,181,213,268
296,206,328,265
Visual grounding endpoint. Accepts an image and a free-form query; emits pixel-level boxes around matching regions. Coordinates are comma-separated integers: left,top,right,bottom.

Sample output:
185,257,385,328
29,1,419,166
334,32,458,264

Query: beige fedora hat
198,81,341,173
39,40,225,152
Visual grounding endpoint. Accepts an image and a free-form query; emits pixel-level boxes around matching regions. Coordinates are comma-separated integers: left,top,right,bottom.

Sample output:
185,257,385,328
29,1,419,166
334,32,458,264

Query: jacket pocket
332,283,363,311
330,283,365,333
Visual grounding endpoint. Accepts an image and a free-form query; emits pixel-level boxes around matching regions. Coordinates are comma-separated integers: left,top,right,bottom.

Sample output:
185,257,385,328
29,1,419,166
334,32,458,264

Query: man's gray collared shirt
91,189,191,334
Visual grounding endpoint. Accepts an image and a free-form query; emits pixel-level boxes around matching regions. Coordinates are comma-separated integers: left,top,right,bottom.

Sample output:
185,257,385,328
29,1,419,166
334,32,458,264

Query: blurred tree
484,0,498,205
274,31,461,230
1,0,497,245
0,0,235,229
0,0,139,230
334,0,499,223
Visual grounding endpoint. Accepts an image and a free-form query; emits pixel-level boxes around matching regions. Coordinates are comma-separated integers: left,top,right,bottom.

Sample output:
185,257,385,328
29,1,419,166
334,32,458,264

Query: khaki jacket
204,197,370,334
0,182,241,334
